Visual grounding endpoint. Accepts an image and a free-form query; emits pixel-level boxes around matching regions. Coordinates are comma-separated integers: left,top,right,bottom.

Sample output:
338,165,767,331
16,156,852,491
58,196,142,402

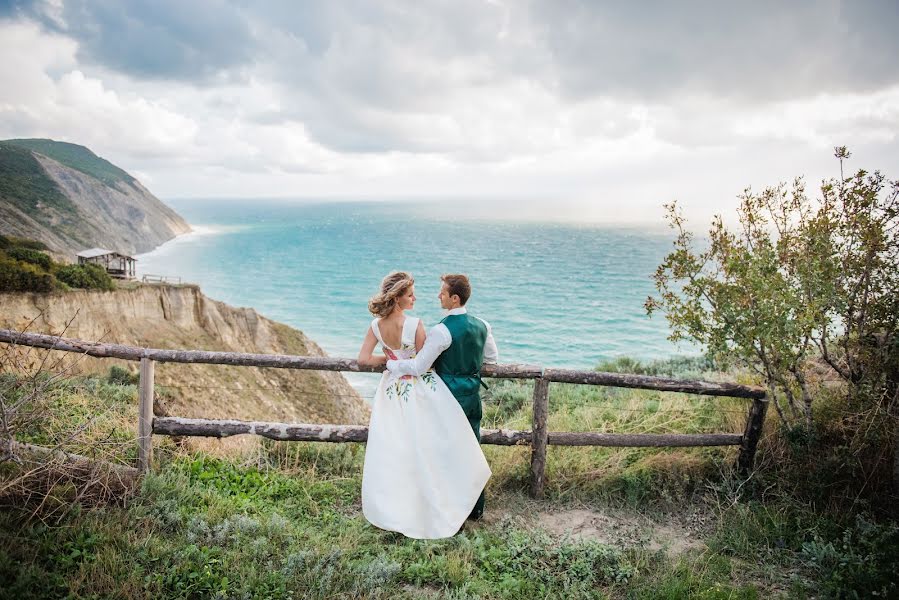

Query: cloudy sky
1,0,897,223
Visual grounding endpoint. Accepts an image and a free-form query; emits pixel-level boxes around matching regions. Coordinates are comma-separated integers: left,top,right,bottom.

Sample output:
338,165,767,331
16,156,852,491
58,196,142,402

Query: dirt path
472,497,712,555
534,508,708,554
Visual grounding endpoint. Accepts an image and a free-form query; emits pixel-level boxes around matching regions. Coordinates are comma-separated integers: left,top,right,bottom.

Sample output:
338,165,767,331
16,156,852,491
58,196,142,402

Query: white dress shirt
386,307,498,376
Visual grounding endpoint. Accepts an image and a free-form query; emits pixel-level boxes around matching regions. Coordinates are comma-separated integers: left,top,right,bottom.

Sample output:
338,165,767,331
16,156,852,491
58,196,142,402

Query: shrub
55,264,114,291
0,255,55,292
5,247,52,271
801,514,899,598
646,148,898,429
596,355,714,377
107,365,139,386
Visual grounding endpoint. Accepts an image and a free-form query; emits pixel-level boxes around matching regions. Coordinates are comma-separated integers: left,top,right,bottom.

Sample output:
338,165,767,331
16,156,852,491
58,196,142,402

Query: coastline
137,217,382,399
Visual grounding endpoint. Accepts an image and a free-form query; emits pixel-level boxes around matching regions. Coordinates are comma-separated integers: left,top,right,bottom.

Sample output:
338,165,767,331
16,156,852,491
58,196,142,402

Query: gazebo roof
76,247,135,260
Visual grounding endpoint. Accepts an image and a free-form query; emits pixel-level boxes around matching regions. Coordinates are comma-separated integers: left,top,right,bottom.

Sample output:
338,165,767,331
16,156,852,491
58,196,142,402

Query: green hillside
2,138,136,186
0,143,74,215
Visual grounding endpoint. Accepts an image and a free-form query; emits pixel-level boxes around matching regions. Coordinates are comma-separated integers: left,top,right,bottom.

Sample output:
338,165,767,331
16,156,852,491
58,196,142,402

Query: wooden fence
0,329,768,498
141,274,182,284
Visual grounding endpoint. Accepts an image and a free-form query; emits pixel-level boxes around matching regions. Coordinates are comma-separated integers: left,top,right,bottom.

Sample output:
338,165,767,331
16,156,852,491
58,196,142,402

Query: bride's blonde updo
368,271,414,318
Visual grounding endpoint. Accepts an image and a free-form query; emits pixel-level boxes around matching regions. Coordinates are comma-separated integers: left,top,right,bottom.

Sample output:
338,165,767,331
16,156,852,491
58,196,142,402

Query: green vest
434,313,487,427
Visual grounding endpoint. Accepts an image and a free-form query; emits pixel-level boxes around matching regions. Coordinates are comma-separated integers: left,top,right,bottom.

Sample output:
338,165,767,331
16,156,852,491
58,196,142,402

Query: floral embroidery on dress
420,371,438,392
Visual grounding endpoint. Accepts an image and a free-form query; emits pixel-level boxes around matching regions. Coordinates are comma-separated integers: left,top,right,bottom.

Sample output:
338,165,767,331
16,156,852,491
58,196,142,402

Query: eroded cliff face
0,151,190,258
33,154,191,256
0,285,369,425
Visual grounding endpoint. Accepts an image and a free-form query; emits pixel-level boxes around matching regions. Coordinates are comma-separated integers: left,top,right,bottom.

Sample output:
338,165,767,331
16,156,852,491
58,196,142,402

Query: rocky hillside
0,139,190,259
0,284,369,425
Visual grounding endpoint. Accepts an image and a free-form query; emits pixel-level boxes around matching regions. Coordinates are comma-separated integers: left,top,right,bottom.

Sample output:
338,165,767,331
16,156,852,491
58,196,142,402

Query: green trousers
459,392,486,520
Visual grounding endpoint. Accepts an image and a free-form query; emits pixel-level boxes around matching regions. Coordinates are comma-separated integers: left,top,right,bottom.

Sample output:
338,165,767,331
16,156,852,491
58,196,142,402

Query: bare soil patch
535,508,707,554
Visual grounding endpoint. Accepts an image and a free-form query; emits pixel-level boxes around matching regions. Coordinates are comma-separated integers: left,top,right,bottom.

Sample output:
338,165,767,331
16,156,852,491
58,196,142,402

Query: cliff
0,139,191,258
0,284,369,425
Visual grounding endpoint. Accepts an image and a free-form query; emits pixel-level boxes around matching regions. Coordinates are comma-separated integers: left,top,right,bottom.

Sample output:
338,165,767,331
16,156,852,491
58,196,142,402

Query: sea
136,198,694,398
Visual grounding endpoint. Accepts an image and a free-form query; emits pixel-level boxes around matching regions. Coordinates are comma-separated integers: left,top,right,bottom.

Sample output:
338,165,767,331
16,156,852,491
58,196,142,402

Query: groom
385,273,498,520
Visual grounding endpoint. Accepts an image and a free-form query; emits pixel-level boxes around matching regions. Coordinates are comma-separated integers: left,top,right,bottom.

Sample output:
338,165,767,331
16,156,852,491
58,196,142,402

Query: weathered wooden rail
141,274,182,284
0,329,768,498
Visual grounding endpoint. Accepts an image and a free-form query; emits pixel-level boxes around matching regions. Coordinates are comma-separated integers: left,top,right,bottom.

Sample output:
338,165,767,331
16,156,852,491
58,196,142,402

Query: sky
1,0,897,224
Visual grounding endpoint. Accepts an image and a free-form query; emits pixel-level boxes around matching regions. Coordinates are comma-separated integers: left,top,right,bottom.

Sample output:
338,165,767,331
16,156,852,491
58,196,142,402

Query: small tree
646,149,899,432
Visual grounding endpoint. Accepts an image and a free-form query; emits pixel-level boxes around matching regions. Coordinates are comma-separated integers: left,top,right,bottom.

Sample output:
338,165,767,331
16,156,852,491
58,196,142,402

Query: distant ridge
3,138,135,186
0,138,190,258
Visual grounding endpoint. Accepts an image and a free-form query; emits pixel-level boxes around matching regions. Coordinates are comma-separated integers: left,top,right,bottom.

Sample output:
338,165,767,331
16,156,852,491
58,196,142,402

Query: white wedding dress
362,316,491,539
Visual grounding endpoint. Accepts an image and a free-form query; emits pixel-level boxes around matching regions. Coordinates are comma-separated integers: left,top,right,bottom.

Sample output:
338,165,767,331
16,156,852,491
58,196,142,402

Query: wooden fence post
529,377,550,498
137,357,155,474
737,393,768,476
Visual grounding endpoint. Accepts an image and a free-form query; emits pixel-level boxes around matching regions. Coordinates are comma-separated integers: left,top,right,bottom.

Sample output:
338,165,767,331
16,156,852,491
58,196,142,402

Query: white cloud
733,86,899,147
0,20,197,157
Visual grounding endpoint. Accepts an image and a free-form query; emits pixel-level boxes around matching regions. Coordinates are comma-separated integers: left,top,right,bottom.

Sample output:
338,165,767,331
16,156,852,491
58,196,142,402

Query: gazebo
76,248,137,279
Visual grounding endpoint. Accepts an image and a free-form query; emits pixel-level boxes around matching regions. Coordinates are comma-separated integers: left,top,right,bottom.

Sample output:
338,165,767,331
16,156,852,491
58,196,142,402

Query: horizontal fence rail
0,330,765,398
1,328,769,496
153,417,744,448
142,274,182,284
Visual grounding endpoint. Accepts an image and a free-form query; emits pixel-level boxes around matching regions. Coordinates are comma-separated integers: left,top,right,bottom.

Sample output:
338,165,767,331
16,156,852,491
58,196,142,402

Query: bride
357,271,491,539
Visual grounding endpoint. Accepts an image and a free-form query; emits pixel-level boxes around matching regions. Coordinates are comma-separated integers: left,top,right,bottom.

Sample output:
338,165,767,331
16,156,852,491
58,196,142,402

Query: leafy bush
647,148,898,428
596,355,714,378
646,147,899,505
107,365,139,386
801,515,899,599
0,255,55,292
5,246,52,270
55,263,114,291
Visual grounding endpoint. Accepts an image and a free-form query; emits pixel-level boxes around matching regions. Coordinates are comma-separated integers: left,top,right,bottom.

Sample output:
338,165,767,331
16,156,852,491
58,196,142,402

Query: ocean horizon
137,198,697,398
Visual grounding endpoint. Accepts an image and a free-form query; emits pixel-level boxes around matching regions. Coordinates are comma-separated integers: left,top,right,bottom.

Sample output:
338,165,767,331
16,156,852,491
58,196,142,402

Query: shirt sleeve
477,317,499,364
386,323,452,376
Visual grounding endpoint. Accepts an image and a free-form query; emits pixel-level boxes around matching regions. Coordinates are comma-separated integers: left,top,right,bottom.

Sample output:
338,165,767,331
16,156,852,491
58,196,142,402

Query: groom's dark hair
441,274,471,305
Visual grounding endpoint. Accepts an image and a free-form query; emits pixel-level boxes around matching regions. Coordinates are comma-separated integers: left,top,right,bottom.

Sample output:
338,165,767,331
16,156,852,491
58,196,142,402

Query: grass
1,359,897,598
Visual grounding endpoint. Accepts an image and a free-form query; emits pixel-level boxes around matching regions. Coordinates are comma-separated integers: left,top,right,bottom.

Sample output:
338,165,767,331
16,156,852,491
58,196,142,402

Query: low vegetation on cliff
0,234,114,292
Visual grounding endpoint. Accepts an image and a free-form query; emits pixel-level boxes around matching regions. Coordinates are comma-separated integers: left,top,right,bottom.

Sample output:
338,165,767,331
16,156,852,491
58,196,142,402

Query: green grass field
1,361,896,599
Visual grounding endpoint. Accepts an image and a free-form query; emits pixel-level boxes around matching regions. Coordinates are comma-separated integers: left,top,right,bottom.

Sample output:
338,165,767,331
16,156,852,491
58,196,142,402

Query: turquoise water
137,199,691,397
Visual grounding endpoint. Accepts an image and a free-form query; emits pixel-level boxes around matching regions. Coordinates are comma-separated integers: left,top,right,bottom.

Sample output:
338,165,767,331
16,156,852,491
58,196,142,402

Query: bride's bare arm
358,327,387,366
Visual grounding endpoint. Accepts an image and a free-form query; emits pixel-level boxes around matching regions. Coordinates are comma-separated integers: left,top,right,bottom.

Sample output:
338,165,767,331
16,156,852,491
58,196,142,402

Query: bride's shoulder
402,315,421,332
